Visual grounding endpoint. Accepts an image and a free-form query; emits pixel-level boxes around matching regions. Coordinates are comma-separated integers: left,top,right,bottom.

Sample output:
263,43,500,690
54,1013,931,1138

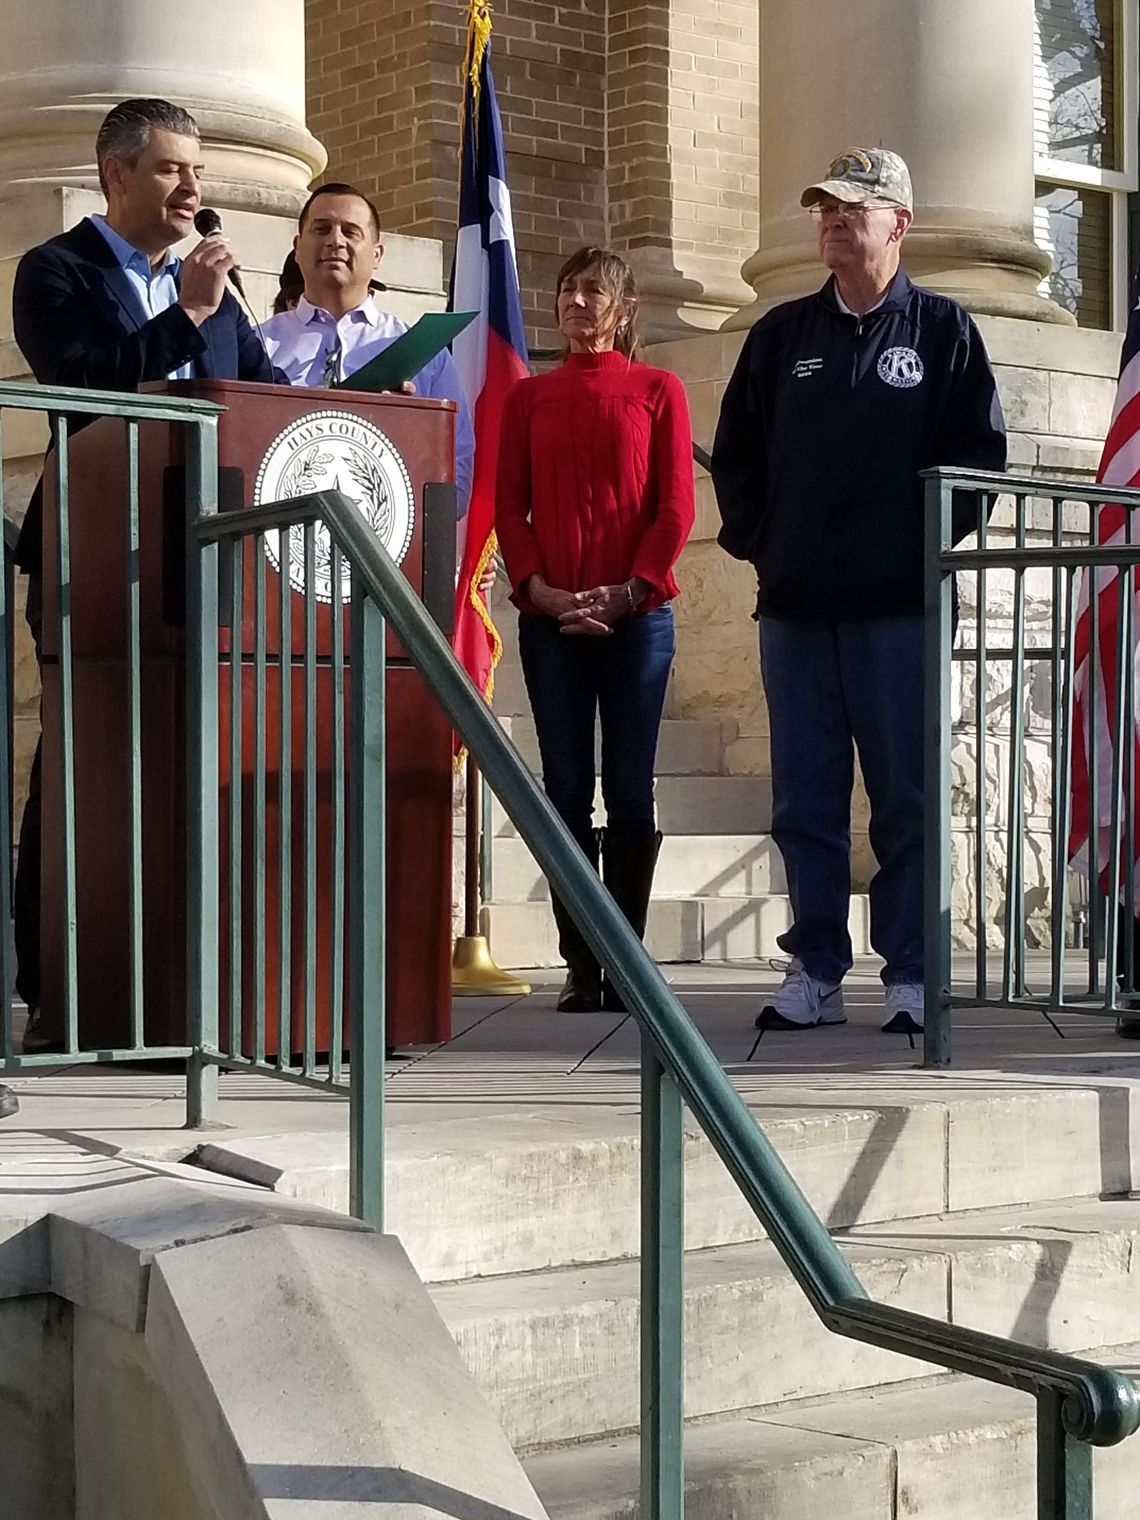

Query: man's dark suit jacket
12,215,276,573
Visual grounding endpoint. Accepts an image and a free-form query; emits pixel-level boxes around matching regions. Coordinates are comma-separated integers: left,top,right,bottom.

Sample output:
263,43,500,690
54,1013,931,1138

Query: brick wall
607,0,673,251
607,0,757,259
666,0,758,264
305,0,758,345
306,0,609,348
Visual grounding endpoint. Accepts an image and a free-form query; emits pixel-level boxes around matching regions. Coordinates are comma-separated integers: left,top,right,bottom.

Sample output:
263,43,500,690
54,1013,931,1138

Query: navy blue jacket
12,216,277,572
711,269,1007,620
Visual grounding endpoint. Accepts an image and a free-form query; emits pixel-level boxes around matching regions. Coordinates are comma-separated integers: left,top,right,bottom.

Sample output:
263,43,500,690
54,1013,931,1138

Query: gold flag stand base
451,935,532,997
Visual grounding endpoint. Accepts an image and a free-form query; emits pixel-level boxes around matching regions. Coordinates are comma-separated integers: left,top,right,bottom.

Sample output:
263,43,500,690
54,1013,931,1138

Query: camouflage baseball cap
800,147,913,212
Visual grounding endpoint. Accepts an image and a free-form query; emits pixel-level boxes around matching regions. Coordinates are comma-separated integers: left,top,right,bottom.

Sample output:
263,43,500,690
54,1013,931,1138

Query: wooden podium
40,380,456,1054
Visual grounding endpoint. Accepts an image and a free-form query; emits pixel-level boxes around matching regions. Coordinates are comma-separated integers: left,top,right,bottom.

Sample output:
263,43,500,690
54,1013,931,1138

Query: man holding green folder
260,182,475,514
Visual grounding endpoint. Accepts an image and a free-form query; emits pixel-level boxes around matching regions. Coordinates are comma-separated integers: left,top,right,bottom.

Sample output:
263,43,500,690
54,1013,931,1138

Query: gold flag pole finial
465,0,494,106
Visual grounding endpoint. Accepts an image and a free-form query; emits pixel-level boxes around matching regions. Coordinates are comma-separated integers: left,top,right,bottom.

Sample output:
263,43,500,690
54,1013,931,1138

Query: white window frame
1034,0,1138,328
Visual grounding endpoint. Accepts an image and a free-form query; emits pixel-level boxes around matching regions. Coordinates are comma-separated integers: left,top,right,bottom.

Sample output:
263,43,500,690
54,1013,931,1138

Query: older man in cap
712,147,1007,1038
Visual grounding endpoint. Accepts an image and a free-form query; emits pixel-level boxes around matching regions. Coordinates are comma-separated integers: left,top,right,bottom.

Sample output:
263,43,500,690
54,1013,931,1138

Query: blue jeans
518,607,676,848
759,615,924,986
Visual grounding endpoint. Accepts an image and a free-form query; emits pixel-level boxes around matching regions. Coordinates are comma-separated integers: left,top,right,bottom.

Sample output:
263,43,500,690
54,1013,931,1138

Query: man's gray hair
95,98,200,196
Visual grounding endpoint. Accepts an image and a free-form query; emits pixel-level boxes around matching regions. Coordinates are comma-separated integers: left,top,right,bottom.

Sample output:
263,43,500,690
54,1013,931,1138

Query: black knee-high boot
601,828,663,1013
551,830,603,1013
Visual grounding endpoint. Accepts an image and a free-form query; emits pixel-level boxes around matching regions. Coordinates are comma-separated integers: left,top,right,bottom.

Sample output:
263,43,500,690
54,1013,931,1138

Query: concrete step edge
434,1203,1140,1445
193,1087,1133,1285
522,1342,1140,1520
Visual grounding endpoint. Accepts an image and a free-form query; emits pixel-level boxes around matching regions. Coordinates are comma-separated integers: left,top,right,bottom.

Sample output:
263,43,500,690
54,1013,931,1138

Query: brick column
608,0,756,340
728,0,1066,329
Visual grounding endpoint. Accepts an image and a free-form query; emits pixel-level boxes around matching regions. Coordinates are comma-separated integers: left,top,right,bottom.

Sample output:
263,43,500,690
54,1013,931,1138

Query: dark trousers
517,607,675,850
759,614,925,987
13,572,41,1010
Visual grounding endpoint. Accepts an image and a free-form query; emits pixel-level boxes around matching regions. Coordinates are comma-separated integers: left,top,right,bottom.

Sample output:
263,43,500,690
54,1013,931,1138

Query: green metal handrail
197,488,1138,1518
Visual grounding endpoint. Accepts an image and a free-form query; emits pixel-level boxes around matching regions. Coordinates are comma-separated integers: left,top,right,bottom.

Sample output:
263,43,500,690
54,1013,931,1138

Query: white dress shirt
259,295,474,515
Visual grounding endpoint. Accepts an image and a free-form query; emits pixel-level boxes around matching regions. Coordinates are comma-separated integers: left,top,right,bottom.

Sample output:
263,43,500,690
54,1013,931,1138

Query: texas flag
449,0,529,714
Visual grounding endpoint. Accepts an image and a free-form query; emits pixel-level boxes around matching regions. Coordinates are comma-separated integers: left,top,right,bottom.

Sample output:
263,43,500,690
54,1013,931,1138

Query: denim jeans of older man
759,613,925,988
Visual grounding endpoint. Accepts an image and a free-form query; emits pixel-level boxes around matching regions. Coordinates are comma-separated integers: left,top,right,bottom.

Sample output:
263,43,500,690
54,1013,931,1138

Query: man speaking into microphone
10,96,279,1050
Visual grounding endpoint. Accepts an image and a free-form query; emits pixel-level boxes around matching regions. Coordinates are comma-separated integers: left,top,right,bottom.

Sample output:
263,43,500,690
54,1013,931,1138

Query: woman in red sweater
496,246,696,1013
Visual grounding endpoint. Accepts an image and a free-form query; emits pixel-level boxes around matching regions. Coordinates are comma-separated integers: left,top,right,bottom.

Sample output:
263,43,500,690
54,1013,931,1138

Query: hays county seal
253,410,416,602
876,346,924,389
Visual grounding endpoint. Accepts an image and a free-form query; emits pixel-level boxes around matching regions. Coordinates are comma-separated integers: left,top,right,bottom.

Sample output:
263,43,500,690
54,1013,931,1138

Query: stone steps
484,617,784,973
195,1082,1131,1284
489,832,788,902
488,775,773,838
481,892,869,966
498,714,732,778
193,1061,1140,1518
430,1197,1140,1448
492,659,682,722
524,1357,1140,1520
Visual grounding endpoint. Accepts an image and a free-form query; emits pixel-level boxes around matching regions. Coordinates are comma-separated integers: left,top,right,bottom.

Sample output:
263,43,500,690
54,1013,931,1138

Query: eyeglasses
808,201,896,222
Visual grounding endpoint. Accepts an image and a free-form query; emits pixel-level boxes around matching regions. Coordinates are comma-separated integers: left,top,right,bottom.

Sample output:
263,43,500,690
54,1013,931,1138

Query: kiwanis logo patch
876,346,924,389
254,410,416,602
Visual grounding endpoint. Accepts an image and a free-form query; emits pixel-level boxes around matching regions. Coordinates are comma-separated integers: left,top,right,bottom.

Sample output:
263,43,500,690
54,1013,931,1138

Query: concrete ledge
0,1295,73,1520
147,1224,547,1520
0,1144,549,1520
0,1150,370,1328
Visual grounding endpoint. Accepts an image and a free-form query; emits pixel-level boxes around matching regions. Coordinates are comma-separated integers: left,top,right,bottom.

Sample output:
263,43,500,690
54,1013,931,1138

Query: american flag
1069,284,1140,893
448,0,529,716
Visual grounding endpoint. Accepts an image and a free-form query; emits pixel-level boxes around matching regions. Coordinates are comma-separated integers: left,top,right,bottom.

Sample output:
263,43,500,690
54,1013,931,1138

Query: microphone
192,205,277,381
194,207,246,298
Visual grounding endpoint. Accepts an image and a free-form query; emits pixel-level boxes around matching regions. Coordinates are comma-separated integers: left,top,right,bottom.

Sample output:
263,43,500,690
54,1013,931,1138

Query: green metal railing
923,467,1140,1068
223,483,1135,1520
0,382,223,1078
2,381,1136,1519
0,382,389,1221
188,495,389,1218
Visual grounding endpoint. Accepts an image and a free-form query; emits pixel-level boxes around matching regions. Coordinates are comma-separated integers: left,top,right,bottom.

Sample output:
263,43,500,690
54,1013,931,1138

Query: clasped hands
528,574,645,636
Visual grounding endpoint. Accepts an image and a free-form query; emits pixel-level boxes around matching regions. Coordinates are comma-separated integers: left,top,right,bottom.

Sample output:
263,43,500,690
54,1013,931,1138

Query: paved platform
1,958,1138,1171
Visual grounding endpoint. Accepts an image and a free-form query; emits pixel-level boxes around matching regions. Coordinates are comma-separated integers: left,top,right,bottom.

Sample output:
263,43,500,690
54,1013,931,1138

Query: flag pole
448,0,530,996
452,750,531,995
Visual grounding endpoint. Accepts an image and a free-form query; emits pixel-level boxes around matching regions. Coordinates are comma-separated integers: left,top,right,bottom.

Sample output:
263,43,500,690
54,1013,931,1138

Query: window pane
1035,182,1112,327
1034,0,1117,169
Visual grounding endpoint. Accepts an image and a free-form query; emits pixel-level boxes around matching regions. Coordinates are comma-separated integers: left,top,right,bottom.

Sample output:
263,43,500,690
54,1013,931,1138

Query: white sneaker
755,960,846,1031
881,982,924,1036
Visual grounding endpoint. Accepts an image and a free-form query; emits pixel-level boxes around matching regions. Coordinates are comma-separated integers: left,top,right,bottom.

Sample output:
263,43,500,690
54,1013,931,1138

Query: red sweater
495,350,696,612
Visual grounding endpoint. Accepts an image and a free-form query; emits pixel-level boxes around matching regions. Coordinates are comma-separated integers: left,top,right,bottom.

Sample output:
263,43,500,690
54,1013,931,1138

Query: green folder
336,310,477,393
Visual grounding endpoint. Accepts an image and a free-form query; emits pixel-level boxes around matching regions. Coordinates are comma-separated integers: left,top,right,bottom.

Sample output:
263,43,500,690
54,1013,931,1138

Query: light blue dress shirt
259,296,474,516
90,214,193,381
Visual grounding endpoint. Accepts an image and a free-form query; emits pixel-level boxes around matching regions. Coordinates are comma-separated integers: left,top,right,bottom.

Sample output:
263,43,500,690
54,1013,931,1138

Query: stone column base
628,246,756,344
727,227,1070,331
